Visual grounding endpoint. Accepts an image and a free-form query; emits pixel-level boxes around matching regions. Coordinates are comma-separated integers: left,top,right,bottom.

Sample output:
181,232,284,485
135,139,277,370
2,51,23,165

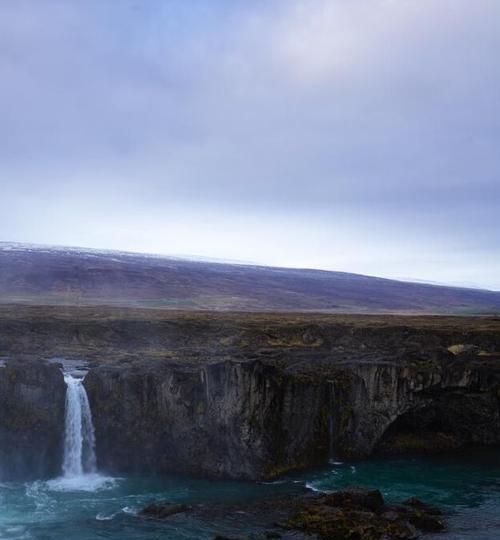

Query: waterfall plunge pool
1,365,499,538
0,449,499,540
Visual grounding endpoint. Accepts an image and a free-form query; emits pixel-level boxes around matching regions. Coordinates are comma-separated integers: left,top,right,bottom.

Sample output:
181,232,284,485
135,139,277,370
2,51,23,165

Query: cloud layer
1,0,499,288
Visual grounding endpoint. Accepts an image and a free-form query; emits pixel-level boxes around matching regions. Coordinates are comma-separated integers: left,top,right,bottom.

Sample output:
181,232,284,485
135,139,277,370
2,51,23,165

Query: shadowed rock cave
374,391,500,456
375,406,462,455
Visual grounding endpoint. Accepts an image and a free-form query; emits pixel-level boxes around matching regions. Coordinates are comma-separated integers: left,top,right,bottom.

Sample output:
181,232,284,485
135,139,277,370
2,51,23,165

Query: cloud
0,0,499,288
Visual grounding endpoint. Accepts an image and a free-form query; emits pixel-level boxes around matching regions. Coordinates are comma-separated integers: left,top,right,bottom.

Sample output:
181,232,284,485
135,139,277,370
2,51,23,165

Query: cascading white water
328,381,336,461
62,374,96,477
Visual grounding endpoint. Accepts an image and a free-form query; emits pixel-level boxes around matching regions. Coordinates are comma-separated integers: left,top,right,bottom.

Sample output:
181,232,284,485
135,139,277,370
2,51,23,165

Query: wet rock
324,486,384,512
282,488,446,540
139,502,191,519
407,512,445,533
396,498,445,532
403,497,442,516
139,487,442,540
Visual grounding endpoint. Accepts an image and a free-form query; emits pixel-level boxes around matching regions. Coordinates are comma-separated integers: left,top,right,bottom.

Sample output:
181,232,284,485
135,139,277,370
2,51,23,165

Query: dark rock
138,488,444,540
281,489,445,539
0,359,65,481
381,510,400,522
1,307,500,481
407,512,445,533
85,360,330,480
139,502,191,519
84,343,500,480
403,497,442,516
324,486,385,512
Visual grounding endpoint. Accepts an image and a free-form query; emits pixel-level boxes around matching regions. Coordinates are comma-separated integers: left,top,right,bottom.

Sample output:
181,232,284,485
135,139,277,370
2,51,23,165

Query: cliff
84,359,329,479
0,306,499,481
84,350,500,479
0,358,65,480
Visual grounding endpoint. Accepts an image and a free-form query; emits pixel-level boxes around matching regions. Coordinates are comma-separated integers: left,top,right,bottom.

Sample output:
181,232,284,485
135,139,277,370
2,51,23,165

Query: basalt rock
344,354,500,459
282,487,446,539
84,359,330,479
1,309,500,481
0,358,65,481
324,486,384,512
185,488,444,540
84,347,500,479
140,502,191,519
403,497,442,516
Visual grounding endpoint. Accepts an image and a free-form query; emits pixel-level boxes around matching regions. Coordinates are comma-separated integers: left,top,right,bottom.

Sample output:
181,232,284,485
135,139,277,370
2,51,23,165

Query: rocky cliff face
0,359,65,481
332,352,500,458
84,360,329,479
83,351,500,479
0,308,499,481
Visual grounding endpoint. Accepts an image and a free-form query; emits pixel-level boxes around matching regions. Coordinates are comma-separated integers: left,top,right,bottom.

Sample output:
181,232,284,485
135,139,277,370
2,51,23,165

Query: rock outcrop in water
0,306,499,481
141,487,445,539
279,487,445,539
0,359,65,480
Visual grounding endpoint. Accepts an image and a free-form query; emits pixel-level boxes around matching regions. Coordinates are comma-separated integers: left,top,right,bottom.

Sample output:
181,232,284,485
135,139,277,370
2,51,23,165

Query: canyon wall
84,352,500,479
0,359,65,480
84,360,329,479
0,309,499,481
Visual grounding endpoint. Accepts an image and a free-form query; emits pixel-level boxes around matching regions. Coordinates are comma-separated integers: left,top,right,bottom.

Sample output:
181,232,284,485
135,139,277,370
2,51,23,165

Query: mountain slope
0,242,499,314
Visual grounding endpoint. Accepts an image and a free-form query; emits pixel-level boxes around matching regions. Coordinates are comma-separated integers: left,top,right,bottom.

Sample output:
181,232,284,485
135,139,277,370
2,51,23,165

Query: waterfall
202,366,211,404
62,374,96,477
328,381,336,461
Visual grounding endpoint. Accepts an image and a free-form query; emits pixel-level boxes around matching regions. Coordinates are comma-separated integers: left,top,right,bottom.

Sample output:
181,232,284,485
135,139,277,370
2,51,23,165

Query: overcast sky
1,0,499,289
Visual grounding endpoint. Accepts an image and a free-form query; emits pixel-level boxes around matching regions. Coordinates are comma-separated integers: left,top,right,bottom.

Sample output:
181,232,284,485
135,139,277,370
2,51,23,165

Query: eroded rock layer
0,359,65,480
0,306,499,480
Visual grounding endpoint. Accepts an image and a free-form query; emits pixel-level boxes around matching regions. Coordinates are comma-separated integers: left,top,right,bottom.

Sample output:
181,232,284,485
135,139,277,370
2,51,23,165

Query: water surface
1,449,499,540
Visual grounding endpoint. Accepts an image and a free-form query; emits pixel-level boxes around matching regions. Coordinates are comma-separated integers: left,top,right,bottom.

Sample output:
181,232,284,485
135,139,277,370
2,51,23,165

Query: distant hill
0,242,499,314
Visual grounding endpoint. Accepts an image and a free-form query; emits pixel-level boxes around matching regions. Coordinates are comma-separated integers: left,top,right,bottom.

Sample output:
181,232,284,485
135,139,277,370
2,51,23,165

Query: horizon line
1,240,498,294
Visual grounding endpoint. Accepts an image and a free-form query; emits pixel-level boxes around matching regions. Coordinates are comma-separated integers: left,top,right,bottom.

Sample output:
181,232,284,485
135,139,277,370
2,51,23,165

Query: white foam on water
45,473,117,493
95,510,120,521
260,479,287,485
0,526,31,540
40,373,116,493
305,482,325,492
121,506,139,516
25,481,56,512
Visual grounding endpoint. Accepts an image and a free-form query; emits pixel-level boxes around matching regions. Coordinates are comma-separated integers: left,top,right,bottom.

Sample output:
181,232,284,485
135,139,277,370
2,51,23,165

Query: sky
1,0,499,290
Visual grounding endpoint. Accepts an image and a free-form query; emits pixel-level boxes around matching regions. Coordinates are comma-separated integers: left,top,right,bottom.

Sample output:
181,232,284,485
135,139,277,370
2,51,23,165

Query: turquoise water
1,450,499,539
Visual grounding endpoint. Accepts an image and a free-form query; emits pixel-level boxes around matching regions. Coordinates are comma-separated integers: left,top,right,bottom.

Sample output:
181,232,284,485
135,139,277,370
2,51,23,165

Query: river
0,449,499,539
